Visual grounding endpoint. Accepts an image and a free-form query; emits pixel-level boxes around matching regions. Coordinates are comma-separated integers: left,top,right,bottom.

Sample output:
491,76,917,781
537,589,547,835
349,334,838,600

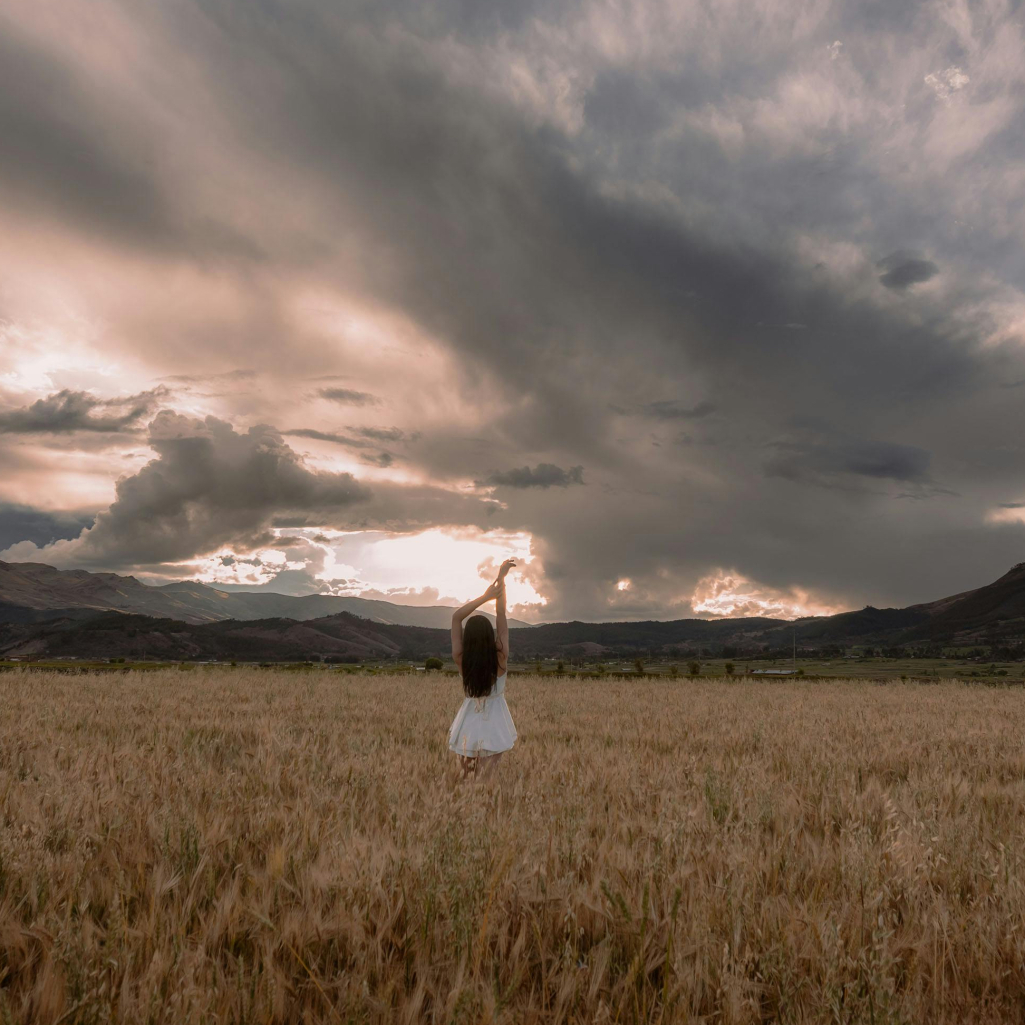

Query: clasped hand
483,558,516,600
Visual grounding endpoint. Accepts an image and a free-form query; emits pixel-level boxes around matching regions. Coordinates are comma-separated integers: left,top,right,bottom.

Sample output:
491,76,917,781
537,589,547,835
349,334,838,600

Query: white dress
448,672,517,757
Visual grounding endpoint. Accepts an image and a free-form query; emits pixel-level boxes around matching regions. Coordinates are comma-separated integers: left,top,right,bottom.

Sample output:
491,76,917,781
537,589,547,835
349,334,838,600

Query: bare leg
457,754,478,783
478,751,504,782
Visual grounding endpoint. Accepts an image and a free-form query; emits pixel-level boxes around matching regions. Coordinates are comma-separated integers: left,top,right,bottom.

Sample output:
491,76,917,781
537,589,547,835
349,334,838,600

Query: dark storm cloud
2,0,1025,618
583,68,671,140
765,434,933,485
284,428,376,449
480,464,585,489
166,0,990,448
162,370,258,385
61,412,370,566
0,503,94,551
641,400,716,421
877,252,940,290
0,389,165,434
0,23,171,247
269,480,501,533
318,389,379,406
11,409,496,569
609,399,716,421
185,0,1014,614
283,426,412,456
351,426,413,443
0,17,260,261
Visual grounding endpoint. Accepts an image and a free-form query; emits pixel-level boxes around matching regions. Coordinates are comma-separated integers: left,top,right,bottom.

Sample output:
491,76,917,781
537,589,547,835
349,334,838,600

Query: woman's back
447,558,517,778
448,669,516,757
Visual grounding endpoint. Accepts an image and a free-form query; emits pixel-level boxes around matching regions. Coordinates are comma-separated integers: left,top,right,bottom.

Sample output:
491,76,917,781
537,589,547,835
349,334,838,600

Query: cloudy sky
2,0,1025,622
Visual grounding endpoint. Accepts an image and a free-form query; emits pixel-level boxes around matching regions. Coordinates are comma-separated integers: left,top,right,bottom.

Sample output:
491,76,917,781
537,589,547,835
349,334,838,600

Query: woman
448,558,517,782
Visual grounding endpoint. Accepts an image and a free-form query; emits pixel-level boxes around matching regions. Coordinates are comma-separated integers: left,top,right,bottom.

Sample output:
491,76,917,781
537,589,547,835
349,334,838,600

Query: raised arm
495,559,514,670
451,581,499,666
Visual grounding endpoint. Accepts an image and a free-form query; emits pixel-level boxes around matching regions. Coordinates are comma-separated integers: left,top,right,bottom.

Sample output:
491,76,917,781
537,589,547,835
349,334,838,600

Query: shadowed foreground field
1,671,1024,1023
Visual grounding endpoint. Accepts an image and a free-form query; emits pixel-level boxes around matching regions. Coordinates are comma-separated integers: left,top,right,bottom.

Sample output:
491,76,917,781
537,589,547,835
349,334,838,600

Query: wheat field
0,669,1023,1023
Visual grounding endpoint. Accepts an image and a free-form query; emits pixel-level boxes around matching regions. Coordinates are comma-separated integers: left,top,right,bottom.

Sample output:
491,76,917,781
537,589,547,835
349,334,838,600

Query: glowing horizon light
691,569,846,620
986,505,1025,525
181,546,340,589
324,528,544,610
179,527,546,613
0,318,154,398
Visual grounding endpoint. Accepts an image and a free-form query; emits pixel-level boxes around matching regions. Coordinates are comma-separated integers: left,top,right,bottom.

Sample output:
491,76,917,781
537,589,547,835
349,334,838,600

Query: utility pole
793,628,797,674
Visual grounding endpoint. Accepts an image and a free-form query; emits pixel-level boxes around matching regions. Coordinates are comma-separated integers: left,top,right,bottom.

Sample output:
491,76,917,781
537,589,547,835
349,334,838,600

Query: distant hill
901,561,1025,643
0,561,530,629
4,561,1025,661
509,564,1025,655
0,610,451,662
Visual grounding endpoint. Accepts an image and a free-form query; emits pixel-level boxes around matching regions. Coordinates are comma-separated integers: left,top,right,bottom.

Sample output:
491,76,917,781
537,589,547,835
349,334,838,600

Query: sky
2,0,1025,623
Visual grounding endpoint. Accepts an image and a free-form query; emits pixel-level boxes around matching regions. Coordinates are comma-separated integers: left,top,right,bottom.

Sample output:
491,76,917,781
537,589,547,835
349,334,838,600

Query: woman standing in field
448,558,518,782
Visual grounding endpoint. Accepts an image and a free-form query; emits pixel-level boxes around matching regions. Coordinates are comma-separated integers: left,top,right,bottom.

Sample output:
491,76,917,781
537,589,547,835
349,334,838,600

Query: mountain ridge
3,560,1025,661
0,561,531,630
0,610,450,663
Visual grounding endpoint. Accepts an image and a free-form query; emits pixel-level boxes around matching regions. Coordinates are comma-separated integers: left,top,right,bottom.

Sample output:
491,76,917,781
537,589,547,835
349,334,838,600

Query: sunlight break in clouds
986,505,1025,527
3,0,1025,620
325,529,544,614
691,570,845,620
183,528,546,615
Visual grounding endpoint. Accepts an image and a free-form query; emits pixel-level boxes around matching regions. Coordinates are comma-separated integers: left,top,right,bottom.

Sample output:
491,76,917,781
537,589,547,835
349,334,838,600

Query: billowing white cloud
924,66,970,101
691,569,845,619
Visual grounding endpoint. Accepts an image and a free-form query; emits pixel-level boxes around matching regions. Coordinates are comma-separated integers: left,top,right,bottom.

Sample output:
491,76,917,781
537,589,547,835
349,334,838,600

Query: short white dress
448,672,517,757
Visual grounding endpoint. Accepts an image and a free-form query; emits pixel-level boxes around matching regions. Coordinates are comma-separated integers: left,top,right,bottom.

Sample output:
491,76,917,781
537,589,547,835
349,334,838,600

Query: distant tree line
515,641,1025,662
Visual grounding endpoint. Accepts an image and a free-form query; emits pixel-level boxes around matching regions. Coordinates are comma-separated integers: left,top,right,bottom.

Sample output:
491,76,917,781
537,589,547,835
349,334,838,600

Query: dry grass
0,669,1023,1023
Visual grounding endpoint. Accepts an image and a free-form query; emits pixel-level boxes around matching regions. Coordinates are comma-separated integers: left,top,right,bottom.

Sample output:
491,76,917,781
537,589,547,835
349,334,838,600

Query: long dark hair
461,615,498,698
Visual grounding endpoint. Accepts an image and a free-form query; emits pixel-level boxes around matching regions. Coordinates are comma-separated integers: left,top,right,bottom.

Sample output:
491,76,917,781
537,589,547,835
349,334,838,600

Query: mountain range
2,560,1025,661
0,561,530,629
